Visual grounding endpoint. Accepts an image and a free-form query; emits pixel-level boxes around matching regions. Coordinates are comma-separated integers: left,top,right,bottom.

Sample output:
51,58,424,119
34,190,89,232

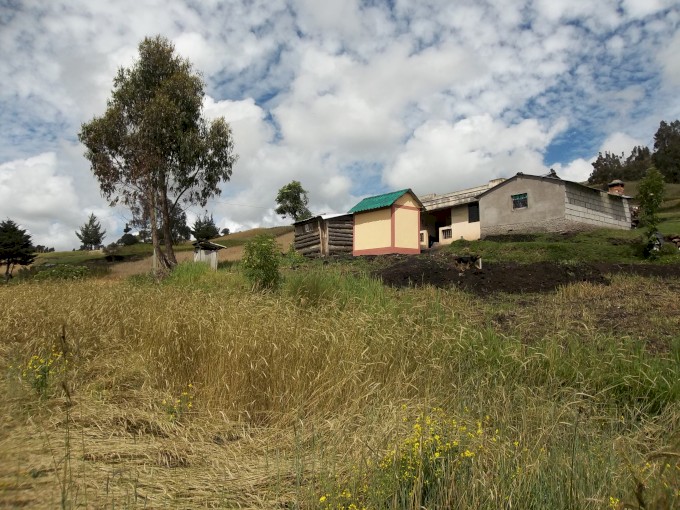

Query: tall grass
0,269,678,508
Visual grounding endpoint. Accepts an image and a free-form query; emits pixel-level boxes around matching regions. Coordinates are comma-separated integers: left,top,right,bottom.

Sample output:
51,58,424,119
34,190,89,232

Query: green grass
445,230,645,264
34,249,105,266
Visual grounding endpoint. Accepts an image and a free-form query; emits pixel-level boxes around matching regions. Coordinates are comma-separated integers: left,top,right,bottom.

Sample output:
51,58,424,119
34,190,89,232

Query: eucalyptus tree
79,35,238,270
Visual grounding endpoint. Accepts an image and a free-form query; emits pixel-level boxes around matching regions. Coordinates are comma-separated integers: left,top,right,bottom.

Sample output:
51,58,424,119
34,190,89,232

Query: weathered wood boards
293,214,353,257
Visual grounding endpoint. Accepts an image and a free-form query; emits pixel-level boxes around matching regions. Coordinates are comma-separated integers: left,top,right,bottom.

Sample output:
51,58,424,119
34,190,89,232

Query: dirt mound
372,254,680,295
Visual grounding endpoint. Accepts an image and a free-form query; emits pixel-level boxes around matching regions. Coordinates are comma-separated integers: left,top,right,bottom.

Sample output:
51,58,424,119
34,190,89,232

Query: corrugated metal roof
292,212,352,225
192,240,226,251
348,189,413,214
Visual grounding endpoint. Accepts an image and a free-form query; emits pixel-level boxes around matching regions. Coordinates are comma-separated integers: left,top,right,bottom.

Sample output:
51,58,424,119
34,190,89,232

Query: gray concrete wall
564,183,631,229
479,176,566,234
481,218,597,237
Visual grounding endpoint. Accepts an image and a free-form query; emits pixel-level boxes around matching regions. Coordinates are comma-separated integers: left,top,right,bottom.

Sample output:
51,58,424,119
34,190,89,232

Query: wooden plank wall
294,219,322,256
326,217,353,255
294,216,354,257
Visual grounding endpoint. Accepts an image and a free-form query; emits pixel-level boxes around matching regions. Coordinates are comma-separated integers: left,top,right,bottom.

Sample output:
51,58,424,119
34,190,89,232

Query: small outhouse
192,240,225,270
349,189,423,256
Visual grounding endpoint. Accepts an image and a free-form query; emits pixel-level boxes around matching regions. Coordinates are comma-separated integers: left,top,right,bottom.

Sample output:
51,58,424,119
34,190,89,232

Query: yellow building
349,189,423,256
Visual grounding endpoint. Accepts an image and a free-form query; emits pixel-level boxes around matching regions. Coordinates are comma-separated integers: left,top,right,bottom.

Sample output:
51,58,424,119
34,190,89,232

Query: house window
442,228,452,239
512,193,528,209
468,202,480,223
303,223,313,233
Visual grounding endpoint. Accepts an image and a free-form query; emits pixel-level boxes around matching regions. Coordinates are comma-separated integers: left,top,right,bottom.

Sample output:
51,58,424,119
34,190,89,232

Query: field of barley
0,204,680,510
1,228,680,508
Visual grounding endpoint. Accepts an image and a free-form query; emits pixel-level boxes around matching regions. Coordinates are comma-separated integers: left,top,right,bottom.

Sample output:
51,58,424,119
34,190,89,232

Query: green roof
348,189,415,214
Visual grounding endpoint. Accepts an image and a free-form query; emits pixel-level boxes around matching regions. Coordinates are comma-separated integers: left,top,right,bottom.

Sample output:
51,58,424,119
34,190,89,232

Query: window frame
511,193,528,209
468,202,480,223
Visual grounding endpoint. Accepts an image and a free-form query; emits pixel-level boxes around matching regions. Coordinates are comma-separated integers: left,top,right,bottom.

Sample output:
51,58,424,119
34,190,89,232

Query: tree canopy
79,35,238,271
132,201,191,244
0,219,35,281
76,213,106,250
587,147,651,185
653,120,680,183
587,119,680,186
275,181,312,221
191,214,220,241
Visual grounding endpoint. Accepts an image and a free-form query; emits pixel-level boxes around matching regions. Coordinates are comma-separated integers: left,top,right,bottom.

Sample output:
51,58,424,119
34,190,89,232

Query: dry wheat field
1,262,679,509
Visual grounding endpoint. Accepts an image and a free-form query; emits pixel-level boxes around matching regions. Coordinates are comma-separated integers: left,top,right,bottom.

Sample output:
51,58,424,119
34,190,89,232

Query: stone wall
564,183,631,229
481,218,596,237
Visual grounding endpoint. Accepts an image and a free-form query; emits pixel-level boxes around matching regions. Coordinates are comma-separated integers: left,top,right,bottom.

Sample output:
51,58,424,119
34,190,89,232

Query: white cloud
551,158,593,183
388,115,560,193
0,0,678,245
598,132,645,156
0,153,116,250
658,31,680,88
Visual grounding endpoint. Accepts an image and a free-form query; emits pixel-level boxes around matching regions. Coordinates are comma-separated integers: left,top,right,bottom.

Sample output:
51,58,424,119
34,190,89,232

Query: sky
1,0,679,250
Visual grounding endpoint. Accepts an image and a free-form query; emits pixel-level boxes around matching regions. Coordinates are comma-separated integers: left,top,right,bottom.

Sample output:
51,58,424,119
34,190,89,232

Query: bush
118,233,139,246
241,234,281,289
33,265,90,281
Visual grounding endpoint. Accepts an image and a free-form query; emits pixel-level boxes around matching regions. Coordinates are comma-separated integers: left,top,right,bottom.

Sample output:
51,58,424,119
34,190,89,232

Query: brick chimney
607,179,625,195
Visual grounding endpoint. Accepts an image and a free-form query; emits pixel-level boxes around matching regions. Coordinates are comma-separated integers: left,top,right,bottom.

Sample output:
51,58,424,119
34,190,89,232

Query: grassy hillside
31,225,294,271
1,260,678,508
625,180,680,235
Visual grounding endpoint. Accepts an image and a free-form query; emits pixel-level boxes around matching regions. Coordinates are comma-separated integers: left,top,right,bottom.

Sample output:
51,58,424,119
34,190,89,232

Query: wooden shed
192,240,226,270
349,189,423,256
293,214,354,257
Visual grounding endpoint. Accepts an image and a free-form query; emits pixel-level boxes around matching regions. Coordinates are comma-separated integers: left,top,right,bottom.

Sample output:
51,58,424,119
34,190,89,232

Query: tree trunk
159,180,177,266
148,186,171,274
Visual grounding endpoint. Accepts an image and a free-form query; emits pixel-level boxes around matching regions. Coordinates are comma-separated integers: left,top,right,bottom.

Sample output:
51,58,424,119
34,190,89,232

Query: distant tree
275,181,312,221
167,207,192,243
0,219,35,282
220,227,230,236
588,152,624,185
191,214,220,241
622,146,652,181
131,201,191,244
117,233,139,246
76,213,106,250
652,120,680,183
78,35,238,271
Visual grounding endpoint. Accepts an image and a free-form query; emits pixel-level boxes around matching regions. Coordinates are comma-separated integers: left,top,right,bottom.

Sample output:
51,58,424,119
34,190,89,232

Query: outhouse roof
292,212,352,225
348,189,422,214
192,240,226,251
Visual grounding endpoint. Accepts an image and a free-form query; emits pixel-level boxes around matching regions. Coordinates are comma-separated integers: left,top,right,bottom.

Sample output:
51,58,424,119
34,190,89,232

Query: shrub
118,233,138,246
33,265,90,281
241,234,281,289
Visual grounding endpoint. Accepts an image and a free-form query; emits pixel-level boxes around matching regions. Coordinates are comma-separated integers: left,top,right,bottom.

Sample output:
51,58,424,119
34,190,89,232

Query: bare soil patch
372,253,680,295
